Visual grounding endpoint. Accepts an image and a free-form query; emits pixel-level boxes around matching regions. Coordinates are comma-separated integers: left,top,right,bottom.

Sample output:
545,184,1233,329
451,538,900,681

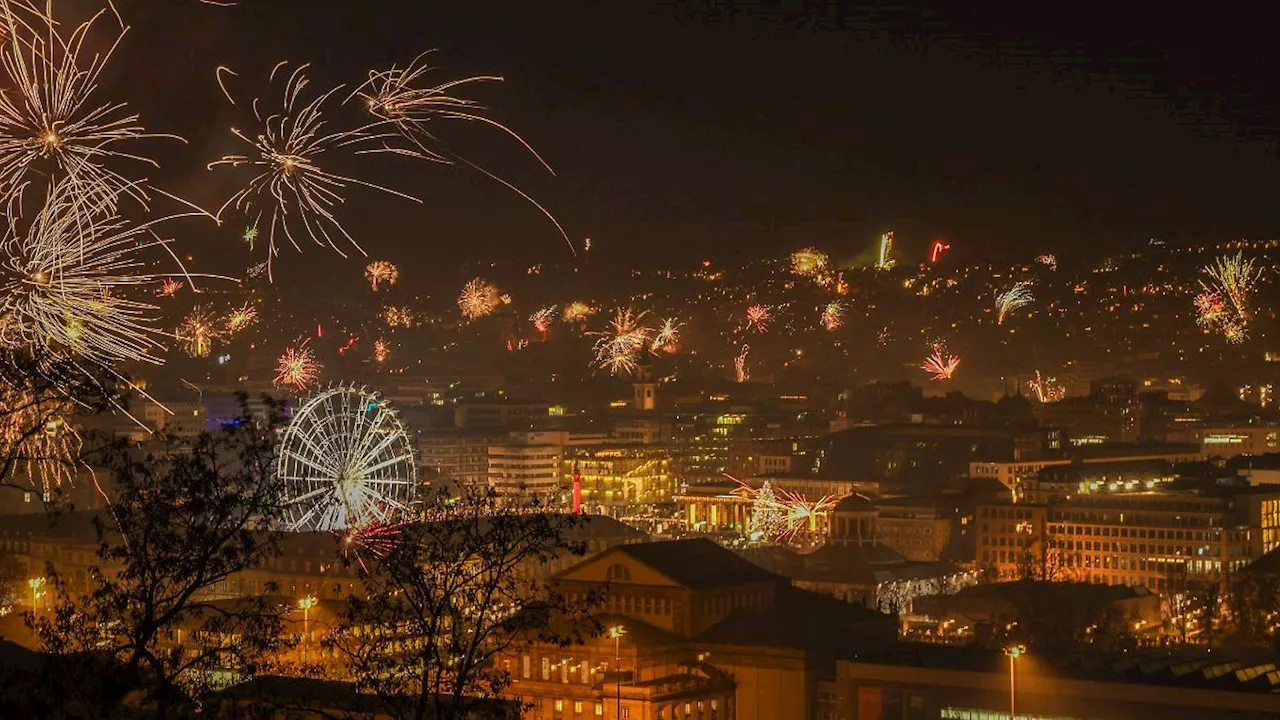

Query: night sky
95,1,1280,278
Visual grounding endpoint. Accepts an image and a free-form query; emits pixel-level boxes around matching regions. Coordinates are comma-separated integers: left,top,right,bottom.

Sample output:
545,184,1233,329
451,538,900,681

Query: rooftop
614,538,784,590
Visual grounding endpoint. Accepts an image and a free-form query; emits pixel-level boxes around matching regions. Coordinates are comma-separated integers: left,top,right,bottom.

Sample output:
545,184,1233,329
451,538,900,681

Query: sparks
590,307,651,377
354,52,574,255
0,3,179,206
876,231,895,270
1026,371,1065,403
920,345,961,381
929,240,951,264
562,301,592,323
156,278,183,298
1036,254,1058,271
650,317,681,353
790,248,828,276
530,306,555,335
373,338,389,363
0,381,81,496
728,475,836,544
176,307,218,358
734,344,749,383
821,301,843,331
365,260,399,291
745,304,771,333
457,277,500,321
382,305,414,329
224,302,258,333
209,62,422,279
274,338,321,390
994,281,1034,324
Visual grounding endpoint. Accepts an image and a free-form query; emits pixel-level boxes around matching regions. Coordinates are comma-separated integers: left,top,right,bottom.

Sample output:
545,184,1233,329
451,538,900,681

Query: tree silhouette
24,396,292,719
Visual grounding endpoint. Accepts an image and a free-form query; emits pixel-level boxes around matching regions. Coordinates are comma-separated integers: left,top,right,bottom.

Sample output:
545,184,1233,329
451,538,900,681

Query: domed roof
833,494,877,513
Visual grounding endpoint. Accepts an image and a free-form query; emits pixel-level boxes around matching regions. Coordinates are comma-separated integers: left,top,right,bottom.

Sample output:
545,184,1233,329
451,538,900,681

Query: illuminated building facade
418,429,501,489
974,488,1280,591
561,446,674,518
489,442,564,498
875,498,953,562
1199,425,1280,459
968,446,1201,491
677,476,865,537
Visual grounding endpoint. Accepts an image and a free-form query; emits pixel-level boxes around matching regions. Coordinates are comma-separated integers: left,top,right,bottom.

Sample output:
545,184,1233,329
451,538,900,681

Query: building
676,476,872,539
819,646,1280,720
874,497,953,562
1200,425,1280,459
562,446,674,519
974,487,1280,591
454,397,550,430
509,538,896,720
489,442,564,498
418,429,502,489
968,444,1201,491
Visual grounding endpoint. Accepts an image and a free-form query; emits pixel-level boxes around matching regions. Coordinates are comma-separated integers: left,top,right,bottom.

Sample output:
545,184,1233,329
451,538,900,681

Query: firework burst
0,3,179,206
0,180,204,376
790,247,828,276
1027,371,1065,402
274,338,321,390
224,302,257,333
562,301,592,323
920,345,961,381
1195,253,1262,342
650,317,681,353
338,518,410,573
382,305,414,328
209,62,421,278
821,301,843,331
530,306,555,335
1036,254,1058,271
156,278,183,298
728,475,836,544
176,306,218,358
994,281,1033,324
353,52,573,254
365,260,398,291
373,337,389,363
745,304,771,333
591,307,651,377
0,381,81,495
457,277,500,321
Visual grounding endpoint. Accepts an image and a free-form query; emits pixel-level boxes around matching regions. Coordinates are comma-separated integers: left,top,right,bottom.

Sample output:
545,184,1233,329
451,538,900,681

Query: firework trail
209,61,422,279
352,51,574,255
224,301,257,333
338,517,410,573
920,345,961,381
457,277,500,320
821,301,842,331
274,338,321,390
365,260,398,291
176,306,218,358
734,344,749,383
994,281,1033,324
650,317,680,353
0,2,181,207
745,304,771,333
530,306,555,335
1027,371,1065,402
591,307,651,377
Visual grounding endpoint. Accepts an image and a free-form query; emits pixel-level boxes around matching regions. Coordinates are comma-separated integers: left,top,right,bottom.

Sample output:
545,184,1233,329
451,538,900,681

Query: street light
1005,644,1026,720
298,596,317,664
609,624,626,719
28,577,45,611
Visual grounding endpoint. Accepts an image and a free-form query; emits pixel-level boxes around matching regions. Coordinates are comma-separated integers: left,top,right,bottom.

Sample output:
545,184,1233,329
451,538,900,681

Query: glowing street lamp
28,577,45,610
1005,644,1026,719
609,625,626,718
298,595,317,664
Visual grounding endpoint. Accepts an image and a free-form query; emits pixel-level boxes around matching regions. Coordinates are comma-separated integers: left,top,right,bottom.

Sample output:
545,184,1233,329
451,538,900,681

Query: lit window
574,701,583,714
555,699,564,712
595,703,604,716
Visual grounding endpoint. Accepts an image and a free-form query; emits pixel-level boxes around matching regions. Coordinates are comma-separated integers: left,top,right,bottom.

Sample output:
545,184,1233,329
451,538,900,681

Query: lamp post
27,577,45,611
298,596,317,665
1005,644,1026,720
609,624,626,719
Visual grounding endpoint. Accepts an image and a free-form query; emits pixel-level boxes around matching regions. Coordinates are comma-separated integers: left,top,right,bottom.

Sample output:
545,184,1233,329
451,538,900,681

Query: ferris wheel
276,383,418,531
